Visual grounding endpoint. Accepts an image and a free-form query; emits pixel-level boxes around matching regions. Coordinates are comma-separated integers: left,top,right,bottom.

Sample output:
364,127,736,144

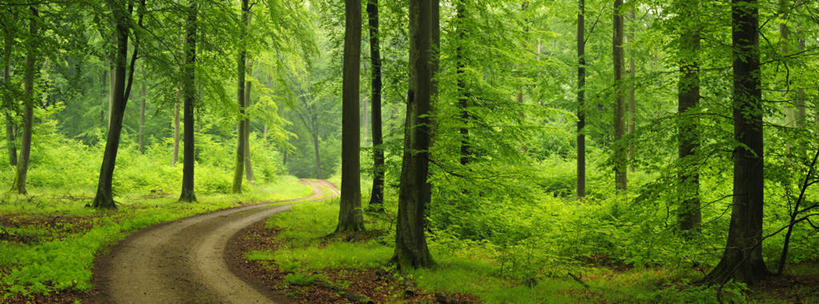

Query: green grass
0,176,311,298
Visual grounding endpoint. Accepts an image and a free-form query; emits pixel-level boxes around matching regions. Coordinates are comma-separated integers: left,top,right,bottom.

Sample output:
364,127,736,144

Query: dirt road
89,179,338,304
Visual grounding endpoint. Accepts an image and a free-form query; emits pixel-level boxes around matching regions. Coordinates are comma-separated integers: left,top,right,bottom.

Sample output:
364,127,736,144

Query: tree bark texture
612,0,627,192
244,75,255,182
336,0,364,233
677,0,701,234
11,5,37,194
704,0,769,285
456,0,469,166
232,0,249,194
576,0,586,198
394,0,438,270
179,0,197,202
3,25,16,167
367,0,385,209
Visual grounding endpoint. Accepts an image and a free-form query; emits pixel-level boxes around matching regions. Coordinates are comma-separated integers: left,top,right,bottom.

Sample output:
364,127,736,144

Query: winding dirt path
89,179,338,304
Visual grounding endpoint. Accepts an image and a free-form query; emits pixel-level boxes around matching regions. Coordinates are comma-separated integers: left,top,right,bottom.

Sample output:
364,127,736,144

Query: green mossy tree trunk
179,0,198,203
336,0,365,233
704,0,769,285
394,0,438,270
366,0,385,210
11,5,37,195
677,0,701,234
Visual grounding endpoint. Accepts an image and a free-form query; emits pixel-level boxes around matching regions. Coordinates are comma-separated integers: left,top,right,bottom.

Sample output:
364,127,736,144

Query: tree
366,0,385,210
612,0,627,192
139,64,146,154
92,0,143,208
10,5,37,194
336,0,365,233
394,0,438,270
232,0,249,194
456,0,469,166
677,0,701,234
244,62,255,182
703,0,769,285
576,0,586,198
1,9,17,167
179,0,197,203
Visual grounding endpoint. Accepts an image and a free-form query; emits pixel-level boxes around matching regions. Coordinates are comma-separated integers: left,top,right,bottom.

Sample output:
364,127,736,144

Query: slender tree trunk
367,0,385,209
232,0,249,194
172,91,180,166
337,0,364,233
11,5,37,194
394,0,438,270
704,0,769,285
139,63,146,154
93,0,138,208
244,73,255,182
179,0,197,202
677,0,701,234
612,0,627,192
627,10,636,172
779,0,795,127
108,57,115,131
576,0,586,198
456,0,469,166
3,28,16,166
313,132,320,178
100,70,107,127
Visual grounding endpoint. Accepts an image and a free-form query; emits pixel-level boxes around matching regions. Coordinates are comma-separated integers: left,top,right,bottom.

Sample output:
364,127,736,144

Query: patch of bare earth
229,221,478,303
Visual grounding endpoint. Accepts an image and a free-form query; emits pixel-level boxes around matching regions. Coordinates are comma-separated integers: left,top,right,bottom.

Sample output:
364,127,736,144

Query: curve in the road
89,179,338,304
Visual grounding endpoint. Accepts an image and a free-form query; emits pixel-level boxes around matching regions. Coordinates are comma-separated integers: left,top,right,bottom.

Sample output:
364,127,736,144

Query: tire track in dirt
89,179,338,304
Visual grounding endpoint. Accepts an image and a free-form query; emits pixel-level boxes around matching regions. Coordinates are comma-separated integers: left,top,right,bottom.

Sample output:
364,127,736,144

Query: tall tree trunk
576,0,586,198
11,5,37,194
394,0,438,270
313,132,320,178
779,0,795,127
677,0,701,234
612,0,627,192
336,0,364,233
3,26,16,166
627,10,636,172
244,72,255,182
456,0,469,166
367,0,385,209
179,0,197,202
172,90,180,166
704,0,769,285
93,0,140,208
108,57,115,131
139,63,146,154
232,0,249,194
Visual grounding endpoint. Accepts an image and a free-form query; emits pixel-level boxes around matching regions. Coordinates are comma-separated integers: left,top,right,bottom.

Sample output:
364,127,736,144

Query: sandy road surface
89,179,338,304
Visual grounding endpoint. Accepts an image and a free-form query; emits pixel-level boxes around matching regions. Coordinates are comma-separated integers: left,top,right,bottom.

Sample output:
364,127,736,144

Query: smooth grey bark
336,0,364,233
613,0,627,192
232,0,249,194
704,0,769,285
179,0,197,202
394,0,438,270
367,0,384,209
576,0,586,198
11,5,37,194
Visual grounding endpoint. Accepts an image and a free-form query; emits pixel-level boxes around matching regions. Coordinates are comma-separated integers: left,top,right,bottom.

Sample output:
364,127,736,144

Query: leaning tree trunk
612,0,627,192
367,0,385,210
179,0,197,202
704,0,769,285
11,5,37,194
3,26,16,167
394,0,438,270
93,0,137,208
336,0,365,233
677,0,701,234
232,0,249,193
576,0,586,198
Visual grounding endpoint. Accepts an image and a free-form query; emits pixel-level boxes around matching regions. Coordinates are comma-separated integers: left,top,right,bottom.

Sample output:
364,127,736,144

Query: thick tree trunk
232,0,249,194
677,0,701,234
11,6,37,194
576,0,586,198
139,64,146,154
172,91,180,166
367,0,385,209
704,0,769,285
179,1,197,202
394,0,438,270
456,0,469,166
336,0,364,233
3,29,16,166
612,0,627,192
244,76,254,182
93,2,132,208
